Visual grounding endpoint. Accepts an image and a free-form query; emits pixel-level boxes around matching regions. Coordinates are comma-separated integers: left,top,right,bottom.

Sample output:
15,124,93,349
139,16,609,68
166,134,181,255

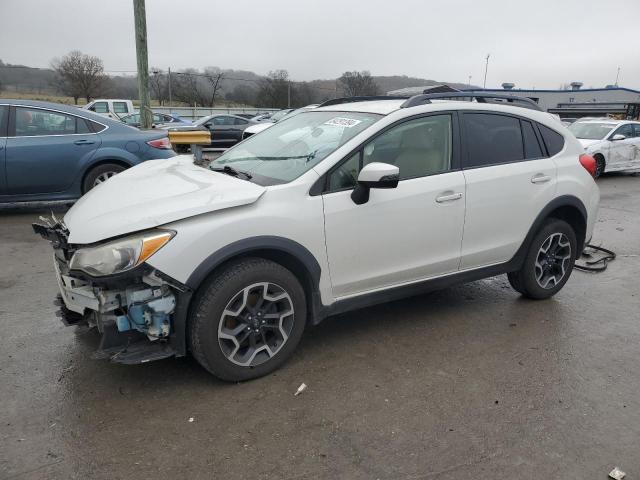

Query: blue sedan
0,99,176,203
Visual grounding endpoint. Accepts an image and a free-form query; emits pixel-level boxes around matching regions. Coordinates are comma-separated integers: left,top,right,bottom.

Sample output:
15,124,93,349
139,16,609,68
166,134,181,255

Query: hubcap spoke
217,282,294,367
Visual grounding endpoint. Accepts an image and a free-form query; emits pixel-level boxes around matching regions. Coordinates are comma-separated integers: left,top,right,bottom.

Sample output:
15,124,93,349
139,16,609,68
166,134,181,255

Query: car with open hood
34,93,599,381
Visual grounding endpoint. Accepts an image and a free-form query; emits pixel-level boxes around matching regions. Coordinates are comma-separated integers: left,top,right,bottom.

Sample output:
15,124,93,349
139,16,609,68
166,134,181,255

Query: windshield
194,115,215,126
568,122,616,140
269,109,291,122
210,111,382,185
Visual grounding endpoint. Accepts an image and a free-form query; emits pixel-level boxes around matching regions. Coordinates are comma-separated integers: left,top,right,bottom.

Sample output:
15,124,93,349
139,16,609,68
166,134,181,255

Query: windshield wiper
210,165,253,180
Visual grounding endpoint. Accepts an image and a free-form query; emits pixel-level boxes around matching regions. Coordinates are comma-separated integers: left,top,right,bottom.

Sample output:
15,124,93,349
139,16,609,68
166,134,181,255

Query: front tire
189,258,307,382
507,219,577,300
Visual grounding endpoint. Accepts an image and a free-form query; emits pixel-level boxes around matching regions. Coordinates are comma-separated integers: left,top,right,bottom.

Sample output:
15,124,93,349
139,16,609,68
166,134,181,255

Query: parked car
169,114,257,150
568,119,640,177
242,105,318,140
120,112,191,128
234,113,260,119
83,99,135,120
34,94,599,382
0,99,175,203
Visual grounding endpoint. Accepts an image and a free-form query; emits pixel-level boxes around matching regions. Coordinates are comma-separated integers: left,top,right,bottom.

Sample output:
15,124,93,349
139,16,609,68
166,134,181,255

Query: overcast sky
1,0,638,90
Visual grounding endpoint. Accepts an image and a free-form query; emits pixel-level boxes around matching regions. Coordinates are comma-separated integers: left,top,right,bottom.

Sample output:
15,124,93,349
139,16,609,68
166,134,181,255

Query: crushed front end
33,218,191,364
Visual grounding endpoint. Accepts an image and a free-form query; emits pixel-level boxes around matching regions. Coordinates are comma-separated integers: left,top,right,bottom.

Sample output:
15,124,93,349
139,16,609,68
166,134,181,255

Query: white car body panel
323,171,466,298
64,156,265,244
146,174,335,305
460,157,558,269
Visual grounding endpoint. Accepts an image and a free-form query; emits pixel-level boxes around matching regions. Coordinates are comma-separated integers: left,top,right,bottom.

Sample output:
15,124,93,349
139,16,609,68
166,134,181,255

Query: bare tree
150,68,168,105
51,51,108,103
204,67,224,106
256,70,290,108
338,71,379,97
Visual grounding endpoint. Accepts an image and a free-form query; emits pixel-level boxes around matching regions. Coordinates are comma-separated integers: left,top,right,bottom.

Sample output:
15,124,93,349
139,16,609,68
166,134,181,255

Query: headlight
69,230,174,276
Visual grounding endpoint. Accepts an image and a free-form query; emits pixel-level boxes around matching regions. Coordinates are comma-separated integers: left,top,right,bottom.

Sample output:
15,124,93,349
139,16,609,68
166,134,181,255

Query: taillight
579,153,596,178
146,137,172,150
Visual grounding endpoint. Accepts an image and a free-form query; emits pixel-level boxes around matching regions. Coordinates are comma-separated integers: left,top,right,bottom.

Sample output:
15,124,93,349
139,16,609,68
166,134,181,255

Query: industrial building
387,83,640,120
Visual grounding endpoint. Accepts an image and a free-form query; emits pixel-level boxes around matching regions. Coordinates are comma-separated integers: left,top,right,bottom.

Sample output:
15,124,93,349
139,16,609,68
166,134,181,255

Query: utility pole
287,81,291,108
468,75,472,88
483,54,490,89
133,0,152,129
167,66,172,113
615,66,621,86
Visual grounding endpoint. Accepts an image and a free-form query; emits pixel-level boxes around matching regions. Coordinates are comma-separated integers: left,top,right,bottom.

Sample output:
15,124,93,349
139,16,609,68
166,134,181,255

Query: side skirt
321,260,518,319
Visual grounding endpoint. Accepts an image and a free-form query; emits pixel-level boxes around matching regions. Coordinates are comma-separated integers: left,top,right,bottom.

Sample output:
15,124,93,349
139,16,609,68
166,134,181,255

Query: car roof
315,99,406,115
574,119,635,125
0,98,123,125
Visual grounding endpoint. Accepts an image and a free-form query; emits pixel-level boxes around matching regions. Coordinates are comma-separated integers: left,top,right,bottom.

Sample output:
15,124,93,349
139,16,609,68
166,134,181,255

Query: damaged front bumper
33,221,192,365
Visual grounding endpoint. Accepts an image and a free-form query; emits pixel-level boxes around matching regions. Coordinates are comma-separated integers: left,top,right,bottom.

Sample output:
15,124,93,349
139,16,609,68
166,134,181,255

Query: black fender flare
184,236,322,291
507,194,588,271
171,236,324,356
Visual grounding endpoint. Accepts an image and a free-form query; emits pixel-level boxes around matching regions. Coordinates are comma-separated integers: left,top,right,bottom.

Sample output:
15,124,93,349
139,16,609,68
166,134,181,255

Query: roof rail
400,92,543,111
317,95,409,108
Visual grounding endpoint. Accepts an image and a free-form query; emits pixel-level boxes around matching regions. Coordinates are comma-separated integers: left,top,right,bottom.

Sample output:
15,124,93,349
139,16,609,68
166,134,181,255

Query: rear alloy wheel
507,219,577,299
83,163,126,193
189,258,307,381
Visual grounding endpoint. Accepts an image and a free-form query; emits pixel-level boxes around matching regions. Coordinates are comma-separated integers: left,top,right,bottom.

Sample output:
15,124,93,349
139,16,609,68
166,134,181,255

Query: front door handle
435,192,463,203
74,139,95,145
531,174,551,184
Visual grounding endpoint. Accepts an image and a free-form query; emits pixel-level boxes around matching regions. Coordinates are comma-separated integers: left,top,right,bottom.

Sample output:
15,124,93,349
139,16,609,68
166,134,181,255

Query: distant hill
0,60,477,106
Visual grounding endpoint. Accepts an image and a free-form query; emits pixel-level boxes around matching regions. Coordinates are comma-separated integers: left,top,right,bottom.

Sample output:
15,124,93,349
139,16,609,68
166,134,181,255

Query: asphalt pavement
1,173,639,480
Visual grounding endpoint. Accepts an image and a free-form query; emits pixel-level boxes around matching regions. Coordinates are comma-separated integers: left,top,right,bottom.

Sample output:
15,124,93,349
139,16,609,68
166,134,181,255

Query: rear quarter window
538,124,565,156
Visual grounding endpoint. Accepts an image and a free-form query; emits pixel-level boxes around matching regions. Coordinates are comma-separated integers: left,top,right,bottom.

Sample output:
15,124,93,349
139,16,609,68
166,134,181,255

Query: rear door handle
74,139,95,145
435,192,463,203
531,174,551,184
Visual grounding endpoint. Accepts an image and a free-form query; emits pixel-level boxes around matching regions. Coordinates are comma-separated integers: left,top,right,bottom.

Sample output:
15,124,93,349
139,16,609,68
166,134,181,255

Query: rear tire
594,154,606,178
83,163,126,193
189,258,307,382
508,219,577,300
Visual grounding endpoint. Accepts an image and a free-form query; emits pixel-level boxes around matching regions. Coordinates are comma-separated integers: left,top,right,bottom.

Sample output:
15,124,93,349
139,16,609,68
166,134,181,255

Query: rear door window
234,117,248,125
633,124,640,138
538,124,565,156
463,113,524,167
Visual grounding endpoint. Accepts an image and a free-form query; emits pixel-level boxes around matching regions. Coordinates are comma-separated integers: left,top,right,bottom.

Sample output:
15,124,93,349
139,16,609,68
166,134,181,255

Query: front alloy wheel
189,258,307,382
218,282,295,367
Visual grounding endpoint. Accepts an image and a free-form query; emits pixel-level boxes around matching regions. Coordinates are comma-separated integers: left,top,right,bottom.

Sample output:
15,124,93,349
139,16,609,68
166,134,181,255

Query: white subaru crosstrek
35,93,600,381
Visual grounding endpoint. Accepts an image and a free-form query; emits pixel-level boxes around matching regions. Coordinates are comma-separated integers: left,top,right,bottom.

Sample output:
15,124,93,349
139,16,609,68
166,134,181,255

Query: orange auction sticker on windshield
323,117,362,128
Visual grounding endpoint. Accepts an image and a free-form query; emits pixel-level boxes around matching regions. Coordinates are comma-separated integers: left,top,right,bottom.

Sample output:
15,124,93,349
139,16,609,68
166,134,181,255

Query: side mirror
204,123,213,129
611,134,626,141
351,162,399,205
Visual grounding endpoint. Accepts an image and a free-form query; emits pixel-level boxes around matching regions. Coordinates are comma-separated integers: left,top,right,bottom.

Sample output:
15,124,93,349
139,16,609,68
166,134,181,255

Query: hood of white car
578,139,602,149
244,122,274,135
65,156,265,244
